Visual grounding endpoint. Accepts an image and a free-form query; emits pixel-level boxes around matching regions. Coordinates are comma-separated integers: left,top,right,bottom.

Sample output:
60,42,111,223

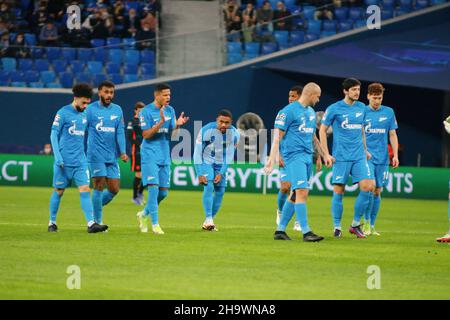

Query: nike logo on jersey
355,113,363,118
56,181,64,185
297,180,305,185
111,115,118,120
379,117,387,122
93,169,101,174
164,116,172,121
280,174,287,178
147,176,155,180
335,176,343,180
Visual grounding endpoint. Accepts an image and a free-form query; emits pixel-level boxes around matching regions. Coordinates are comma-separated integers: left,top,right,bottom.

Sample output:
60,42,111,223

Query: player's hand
443,118,450,134
176,112,189,127
159,107,166,124
56,159,64,169
279,156,285,168
392,157,399,169
120,154,129,162
214,174,222,184
316,157,323,172
324,154,335,168
199,175,208,185
366,151,372,160
263,159,273,175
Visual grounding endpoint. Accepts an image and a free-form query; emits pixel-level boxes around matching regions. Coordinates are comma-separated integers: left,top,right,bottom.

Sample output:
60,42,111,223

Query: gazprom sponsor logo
95,119,115,133
68,122,85,136
341,118,362,130
367,128,386,134
158,128,169,133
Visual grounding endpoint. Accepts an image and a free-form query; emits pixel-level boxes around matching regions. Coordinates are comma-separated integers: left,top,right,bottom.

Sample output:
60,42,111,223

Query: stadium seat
125,1,139,11
395,8,410,16
338,21,353,32
59,72,74,88
354,20,367,28
87,61,103,74
29,82,44,88
334,7,349,21
107,37,122,47
381,0,395,9
140,63,156,76
108,49,124,64
124,63,138,74
242,53,259,61
140,50,155,64
123,38,135,48
93,73,107,87
273,31,289,46
349,7,363,20
52,60,68,73
227,53,242,65
18,59,33,71
141,74,156,81
320,30,337,38
292,17,306,30
70,60,85,73
34,59,50,72
106,62,120,74
46,47,62,61
365,0,379,5
75,72,92,84
323,20,337,32
24,33,36,46
61,48,77,61
40,71,56,84
0,70,9,82
226,32,241,42
304,33,319,42
123,74,138,83
415,0,429,8
10,71,25,82
9,32,17,42
10,81,27,87
108,73,123,84
125,50,140,64
93,48,107,62
290,30,305,45
307,20,322,35
431,0,445,4
90,38,105,47
227,42,242,54
399,0,413,9
46,82,62,88
1,58,17,71
0,80,8,86
302,5,316,20
24,70,39,83
77,48,92,61
381,9,394,19
261,42,277,55
244,42,260,55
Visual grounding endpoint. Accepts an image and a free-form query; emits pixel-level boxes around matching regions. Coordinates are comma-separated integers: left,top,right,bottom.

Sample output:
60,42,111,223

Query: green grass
0,186,449,300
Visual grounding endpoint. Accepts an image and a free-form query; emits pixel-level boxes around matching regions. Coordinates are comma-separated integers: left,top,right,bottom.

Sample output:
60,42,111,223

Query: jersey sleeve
321,105,335,127
389,109,398,131
116,108,126,155
170,107,177,130
193,128,208,176
274,108,290,131
51,110,64,134
139,109,152,131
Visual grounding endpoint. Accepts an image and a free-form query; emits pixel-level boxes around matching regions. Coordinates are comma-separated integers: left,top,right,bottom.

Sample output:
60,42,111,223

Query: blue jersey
193,122,240,175
322,100,366,162
51,104,87,167
274,101,316,163
139,103,177,165
86,101,126,164
365,105,398,165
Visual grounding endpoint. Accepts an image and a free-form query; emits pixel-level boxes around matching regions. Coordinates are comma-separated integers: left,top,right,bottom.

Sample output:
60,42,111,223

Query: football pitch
0,186,449,300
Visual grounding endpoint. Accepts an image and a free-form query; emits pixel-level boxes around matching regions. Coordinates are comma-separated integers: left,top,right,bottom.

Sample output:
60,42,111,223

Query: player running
436,116,450,243
265,82,325,242
194,109,240,231
319,78,375,239
362,83,399,236
86,81,128,227
48,83,107,233
137,83,189,234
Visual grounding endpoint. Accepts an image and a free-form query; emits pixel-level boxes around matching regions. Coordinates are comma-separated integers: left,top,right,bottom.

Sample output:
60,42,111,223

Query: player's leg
48,164,68,231
436,181,450,243
102,162,121,206
362,161,376,235
157,165,170,204
331,161,350,237
140,162,164,234
201,165,215,230
90,162,106,224
276,167,290,225
369,187,382,236
212,186,226,218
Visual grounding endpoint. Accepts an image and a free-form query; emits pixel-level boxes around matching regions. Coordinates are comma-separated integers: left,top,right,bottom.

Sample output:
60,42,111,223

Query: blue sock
370,195,381,228
353,191,372,226
295,202,311,234
277,200,295,232
158,189,168,204
80,191,95,225
364,193,374,222
49,190,61,224
331,193,343,229
92,189,103,224
102,190,116,206
277,191,288,212
202,183,214,219
144,186,159,225
212,186,225,218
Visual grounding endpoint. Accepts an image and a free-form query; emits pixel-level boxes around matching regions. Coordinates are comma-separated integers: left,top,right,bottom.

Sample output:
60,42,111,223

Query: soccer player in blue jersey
437,116,450,243
194,109,240,231
86,81,128,227
319,78,375,239
362,83,399,236
137,83,189,234
48,83,108,233
264,82,325,242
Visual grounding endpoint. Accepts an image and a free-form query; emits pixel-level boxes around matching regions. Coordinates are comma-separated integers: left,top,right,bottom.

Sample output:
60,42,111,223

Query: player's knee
280,182,290,194
333,184,345,195
374,188,382,196
295,189,308,202
109,187,119,195
360,180,375,192
78,185,90,193
93,179,105,190
55,188,65,196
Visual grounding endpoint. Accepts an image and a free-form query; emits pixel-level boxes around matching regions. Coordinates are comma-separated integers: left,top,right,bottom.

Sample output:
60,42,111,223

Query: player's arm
362,128,371,160
389,129,399,168
142,107,165,139
116,111,128,162
264,128,285,174
319,124,334,168
313,135,324,172
171,109,189,138
193,129,208,185
50,112,64,168
215,130,241,183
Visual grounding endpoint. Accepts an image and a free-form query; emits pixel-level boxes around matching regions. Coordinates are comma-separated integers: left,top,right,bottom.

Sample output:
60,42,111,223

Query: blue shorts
279,167,289,183
203,163,227,188
285,157,313,190
141,161,170,188
89,162,120,179
332,159,372,185
368,161,389,188
53,164,90,189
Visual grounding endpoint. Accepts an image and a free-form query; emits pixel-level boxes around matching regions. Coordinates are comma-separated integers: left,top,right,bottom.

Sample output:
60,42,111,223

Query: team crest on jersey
275,113,286,126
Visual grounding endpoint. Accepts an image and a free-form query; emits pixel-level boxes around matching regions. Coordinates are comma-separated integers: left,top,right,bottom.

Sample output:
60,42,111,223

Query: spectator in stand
242,2,257,26
39,20,59,46
348,0,363,7
273,1,292,31
0,32,13,58
46,0,64,22
0,3,15,31
313,0,333,20
224,0,241,33
32,2,49,34
241,12,257,43
113,0,126,35
123,8,140,38
99,5,115,36
0,22,7,35
11,33,31,59
257,1,274,33
135,21,155,50
140,8,157,32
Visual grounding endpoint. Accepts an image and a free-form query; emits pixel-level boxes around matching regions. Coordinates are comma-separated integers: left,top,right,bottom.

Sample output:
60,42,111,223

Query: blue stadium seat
395,8,410,16
106,62,120,74
18,59,33,71
140,63,156,76
61,48,77,61
334,7,349,21
381,9,394,19
75,72,92,84
1,58,17,71
24,70,39,83
431,0,445,4
338,21,353,32
108,49,124,64
0,70,9,82
245,42,260,55
284,0,296,8
273,31,289,46
10,71,25,82
29,82,44,88
261,42,277,55
302,5,316,20
123,38,135,48
24,33,36,46
141,74,156,81
365,0,379,5
0,81,8,86
78,48,92,61
124,63,138,74
46,82,62,88
11,81,27,87
320,30,337,38
93,73,107,87
40,71,56,84
227,42,242,54
227,53,242,65
125,50,140,64
125,1,139,11
31,47,44,59
399,0,413,9
107,37,122,47
90,38,105,47
290,30,305,45
46,47,62,61
307,20,321,35
93,48,107,62
292,17,306,30
108,73,123,84
140,50,155,64
349,7,363,20
226,32,241,42
323,20,337,32
53,60,68,73
381,0,395,9
123,74,139,83
87,61,103,74
242,53,259,61
70,60,85,73
415,0,429,8
34,59,50,72
9,32,17,42
354,20,367,28
59,72,74,88
304,33,319,42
